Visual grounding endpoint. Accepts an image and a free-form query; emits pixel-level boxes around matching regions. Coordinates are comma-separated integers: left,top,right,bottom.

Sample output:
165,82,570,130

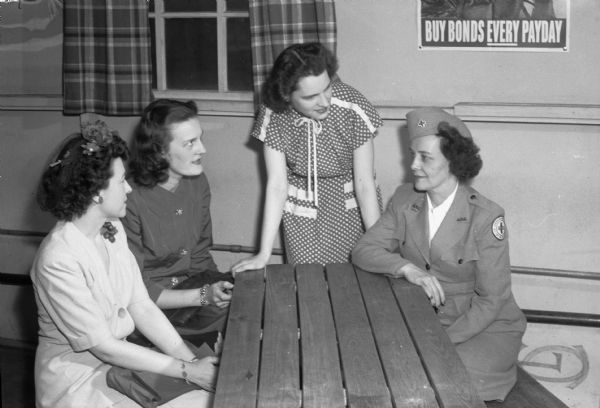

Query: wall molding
376,102,600,125
0,94,62,111
453,103,600,125
2,94,599,125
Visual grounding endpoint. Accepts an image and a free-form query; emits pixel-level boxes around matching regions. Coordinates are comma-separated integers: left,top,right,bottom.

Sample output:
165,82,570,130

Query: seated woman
123,99,233,342
352,107,526,401
31,123,217,408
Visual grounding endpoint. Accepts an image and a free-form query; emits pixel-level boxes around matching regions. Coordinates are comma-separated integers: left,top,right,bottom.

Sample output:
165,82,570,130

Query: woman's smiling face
289,71,332,121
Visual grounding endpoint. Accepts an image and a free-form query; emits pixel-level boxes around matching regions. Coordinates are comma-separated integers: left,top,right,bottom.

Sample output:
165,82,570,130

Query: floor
518,323,600,408
1,323,598,407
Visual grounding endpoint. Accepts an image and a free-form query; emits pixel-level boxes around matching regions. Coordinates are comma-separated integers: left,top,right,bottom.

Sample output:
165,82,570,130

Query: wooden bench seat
485,366,568,408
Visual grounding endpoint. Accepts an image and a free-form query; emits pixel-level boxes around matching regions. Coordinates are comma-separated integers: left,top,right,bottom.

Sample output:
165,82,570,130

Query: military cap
406,107,472,140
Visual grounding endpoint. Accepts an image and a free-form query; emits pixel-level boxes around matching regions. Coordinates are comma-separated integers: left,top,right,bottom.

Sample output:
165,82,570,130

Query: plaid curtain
249,0,337,106
63,0,152,116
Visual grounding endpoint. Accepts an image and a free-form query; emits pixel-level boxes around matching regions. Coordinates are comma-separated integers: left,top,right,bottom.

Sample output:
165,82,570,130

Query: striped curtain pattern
63,0,152,116
249,0,337,106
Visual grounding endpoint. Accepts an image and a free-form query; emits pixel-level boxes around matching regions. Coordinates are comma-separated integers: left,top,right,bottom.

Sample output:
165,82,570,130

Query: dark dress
122,174,231,340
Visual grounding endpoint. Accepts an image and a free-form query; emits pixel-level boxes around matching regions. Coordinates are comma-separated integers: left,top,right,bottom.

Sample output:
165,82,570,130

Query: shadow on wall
1,283,38,344
398,123,412,186
244,132,287,261
0,235,40,343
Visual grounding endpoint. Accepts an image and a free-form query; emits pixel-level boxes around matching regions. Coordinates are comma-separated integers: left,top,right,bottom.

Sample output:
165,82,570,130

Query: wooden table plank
296,264,345,408
213,269,265,408
258,264,301,408
355,267,439,408
391,279,486,408
214,264,486,408
326,263,392,408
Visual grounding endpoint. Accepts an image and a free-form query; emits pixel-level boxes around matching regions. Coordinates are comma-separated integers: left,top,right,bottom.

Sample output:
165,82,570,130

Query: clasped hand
186,356,219,392
206,281,234,308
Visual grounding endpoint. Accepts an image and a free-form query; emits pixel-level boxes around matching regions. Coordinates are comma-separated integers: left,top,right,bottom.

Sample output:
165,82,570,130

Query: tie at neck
294,117,322,206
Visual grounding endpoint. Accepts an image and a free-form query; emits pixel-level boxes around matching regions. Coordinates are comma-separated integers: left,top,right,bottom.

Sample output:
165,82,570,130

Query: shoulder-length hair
37,134,129,221
437,122,483,182
128,99,199,188
262,42,338,113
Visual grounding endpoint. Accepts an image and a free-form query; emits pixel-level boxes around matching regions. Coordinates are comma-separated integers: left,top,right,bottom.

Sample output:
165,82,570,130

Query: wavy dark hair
37,133,129,221
129,99,199,188
263,42,338,112
437,122,483,182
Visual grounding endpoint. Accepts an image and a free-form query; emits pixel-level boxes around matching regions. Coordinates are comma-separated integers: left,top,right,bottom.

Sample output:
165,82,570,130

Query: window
149,0,253,106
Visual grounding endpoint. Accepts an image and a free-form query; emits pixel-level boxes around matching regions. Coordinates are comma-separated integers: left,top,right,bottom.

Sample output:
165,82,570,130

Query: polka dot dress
252,80,383,264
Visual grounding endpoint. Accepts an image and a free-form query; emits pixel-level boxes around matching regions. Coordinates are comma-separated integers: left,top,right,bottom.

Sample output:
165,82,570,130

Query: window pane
165,0,216,12
165,19,218,90
227,18,253,91
226,0,248,12
148,0,155,12
150,18,157,89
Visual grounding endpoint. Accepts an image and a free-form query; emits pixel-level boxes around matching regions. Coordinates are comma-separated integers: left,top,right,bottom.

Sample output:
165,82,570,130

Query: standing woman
124,99,233,341
352,108,526,401
32,123,217,408
233,42,383,273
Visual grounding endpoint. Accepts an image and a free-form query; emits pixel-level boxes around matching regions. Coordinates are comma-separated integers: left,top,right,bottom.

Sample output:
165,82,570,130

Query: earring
93,196,104,204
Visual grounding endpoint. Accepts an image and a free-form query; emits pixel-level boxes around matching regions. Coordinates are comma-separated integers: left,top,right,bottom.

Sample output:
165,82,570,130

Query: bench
486,365,568,408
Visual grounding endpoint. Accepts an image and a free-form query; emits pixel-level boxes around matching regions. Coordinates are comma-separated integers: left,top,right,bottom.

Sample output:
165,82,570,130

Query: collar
426,182,458,214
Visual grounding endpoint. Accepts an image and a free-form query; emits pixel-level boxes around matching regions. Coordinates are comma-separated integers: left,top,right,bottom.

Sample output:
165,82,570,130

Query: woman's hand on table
186,356,219,392
401,263,445,307
207,281,234,308
231,253,269,276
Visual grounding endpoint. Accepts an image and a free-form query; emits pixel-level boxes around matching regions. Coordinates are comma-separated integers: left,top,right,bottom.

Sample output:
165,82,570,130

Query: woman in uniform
352,107,526,401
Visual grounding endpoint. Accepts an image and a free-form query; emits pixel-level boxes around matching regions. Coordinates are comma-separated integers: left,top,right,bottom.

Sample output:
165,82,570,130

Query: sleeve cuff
69,328,113,352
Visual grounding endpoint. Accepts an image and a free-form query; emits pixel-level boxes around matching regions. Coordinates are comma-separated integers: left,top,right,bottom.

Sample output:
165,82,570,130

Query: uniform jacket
353,183,526,344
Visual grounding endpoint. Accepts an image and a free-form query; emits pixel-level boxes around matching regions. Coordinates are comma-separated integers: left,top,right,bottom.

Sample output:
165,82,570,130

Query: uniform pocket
441,242,480,265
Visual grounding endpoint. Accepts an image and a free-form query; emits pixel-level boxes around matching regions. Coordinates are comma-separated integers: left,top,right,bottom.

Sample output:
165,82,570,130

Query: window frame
150,0,254,114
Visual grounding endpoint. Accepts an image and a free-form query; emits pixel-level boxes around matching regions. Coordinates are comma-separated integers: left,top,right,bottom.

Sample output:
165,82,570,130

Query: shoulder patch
491,216,506,240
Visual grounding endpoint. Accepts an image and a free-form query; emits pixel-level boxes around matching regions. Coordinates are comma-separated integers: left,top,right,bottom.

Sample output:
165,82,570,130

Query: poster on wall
418,0,569,51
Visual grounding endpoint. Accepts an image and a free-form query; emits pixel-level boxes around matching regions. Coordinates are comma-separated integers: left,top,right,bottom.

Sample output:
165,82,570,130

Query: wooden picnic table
213,263,486,408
